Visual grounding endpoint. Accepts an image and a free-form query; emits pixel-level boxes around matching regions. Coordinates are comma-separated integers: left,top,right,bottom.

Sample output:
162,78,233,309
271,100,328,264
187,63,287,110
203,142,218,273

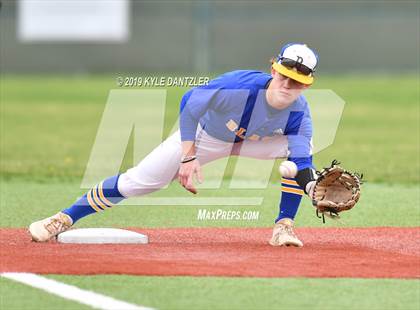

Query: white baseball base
57,228,148,244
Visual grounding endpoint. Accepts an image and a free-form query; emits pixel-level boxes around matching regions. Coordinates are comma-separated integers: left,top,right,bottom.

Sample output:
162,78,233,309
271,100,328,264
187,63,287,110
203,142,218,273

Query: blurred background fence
0,0,419,74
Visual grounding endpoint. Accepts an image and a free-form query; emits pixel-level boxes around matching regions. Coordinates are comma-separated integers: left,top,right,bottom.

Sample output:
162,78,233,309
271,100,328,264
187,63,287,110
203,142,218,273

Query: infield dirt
1,227,419,278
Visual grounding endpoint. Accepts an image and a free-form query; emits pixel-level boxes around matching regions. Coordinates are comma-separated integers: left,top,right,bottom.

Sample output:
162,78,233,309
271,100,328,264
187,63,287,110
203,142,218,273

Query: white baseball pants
118,126,289,198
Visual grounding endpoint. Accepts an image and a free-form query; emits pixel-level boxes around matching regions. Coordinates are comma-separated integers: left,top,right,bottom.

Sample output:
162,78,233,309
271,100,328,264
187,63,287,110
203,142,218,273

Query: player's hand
305,181,316,199
178,159,203,194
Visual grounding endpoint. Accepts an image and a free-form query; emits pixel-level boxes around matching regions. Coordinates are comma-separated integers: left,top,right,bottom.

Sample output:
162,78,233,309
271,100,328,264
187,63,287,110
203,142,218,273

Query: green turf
1,74,419,310
0,277,91,310
2,274,419,310
43,275,418,310
1,75,419,228
1,180,419,228
1,75,419,183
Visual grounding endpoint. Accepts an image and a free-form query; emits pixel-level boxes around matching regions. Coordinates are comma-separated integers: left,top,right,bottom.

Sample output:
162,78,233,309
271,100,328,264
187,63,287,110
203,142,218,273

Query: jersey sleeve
285,103,314,171
179,89,219,141
179,75,230,141
179,73,240,141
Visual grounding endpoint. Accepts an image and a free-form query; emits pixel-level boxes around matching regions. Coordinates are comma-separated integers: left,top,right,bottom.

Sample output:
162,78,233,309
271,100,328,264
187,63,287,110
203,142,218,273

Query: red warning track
1,227,419,278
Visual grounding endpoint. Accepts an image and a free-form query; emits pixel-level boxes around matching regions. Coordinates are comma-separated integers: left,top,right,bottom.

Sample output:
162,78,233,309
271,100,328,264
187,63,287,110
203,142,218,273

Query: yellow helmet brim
272,62,314,85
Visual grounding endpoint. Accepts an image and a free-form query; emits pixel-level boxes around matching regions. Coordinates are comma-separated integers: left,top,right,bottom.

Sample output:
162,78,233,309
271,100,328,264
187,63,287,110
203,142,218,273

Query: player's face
266,70,309,109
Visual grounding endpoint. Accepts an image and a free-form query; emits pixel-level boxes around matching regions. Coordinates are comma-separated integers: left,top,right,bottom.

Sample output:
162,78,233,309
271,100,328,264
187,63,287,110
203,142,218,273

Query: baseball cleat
269,218,303,247
29,212,73,242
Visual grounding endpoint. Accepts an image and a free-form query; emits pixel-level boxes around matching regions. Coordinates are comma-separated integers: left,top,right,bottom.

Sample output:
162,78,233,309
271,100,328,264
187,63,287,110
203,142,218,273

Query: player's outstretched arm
178,141,203,194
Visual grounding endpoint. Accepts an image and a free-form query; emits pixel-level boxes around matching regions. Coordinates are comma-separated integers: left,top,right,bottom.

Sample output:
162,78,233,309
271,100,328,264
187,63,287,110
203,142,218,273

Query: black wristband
295,168,316,194
181,155,197,164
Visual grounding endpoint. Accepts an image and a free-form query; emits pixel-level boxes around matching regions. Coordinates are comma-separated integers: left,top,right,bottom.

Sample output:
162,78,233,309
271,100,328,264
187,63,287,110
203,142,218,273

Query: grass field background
1,74,419,309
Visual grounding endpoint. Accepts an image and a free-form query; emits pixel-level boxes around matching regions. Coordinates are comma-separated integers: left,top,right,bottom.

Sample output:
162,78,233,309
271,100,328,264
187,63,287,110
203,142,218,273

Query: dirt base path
1,227,419,278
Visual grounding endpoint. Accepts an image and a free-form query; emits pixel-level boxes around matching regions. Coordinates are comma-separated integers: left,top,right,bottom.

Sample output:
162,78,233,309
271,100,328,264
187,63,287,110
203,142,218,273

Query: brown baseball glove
312,160,362,222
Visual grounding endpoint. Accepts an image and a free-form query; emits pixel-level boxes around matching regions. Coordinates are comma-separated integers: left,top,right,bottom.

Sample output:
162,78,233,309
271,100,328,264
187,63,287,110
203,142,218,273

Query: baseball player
29,43,319,247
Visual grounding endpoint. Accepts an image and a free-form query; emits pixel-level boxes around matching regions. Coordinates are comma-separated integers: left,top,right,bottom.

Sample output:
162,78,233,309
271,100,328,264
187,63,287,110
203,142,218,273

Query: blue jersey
179,70,313,170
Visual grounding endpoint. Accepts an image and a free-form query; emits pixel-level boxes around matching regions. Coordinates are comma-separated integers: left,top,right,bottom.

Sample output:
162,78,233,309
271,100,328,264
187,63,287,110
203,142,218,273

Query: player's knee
117,172,170,198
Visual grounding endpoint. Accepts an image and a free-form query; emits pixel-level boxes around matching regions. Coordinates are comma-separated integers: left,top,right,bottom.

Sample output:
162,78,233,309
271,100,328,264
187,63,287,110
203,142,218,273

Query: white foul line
1,273,153,310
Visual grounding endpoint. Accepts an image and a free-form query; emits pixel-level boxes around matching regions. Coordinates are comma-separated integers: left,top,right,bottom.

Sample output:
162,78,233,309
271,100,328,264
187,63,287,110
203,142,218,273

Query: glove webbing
314,160,363,224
